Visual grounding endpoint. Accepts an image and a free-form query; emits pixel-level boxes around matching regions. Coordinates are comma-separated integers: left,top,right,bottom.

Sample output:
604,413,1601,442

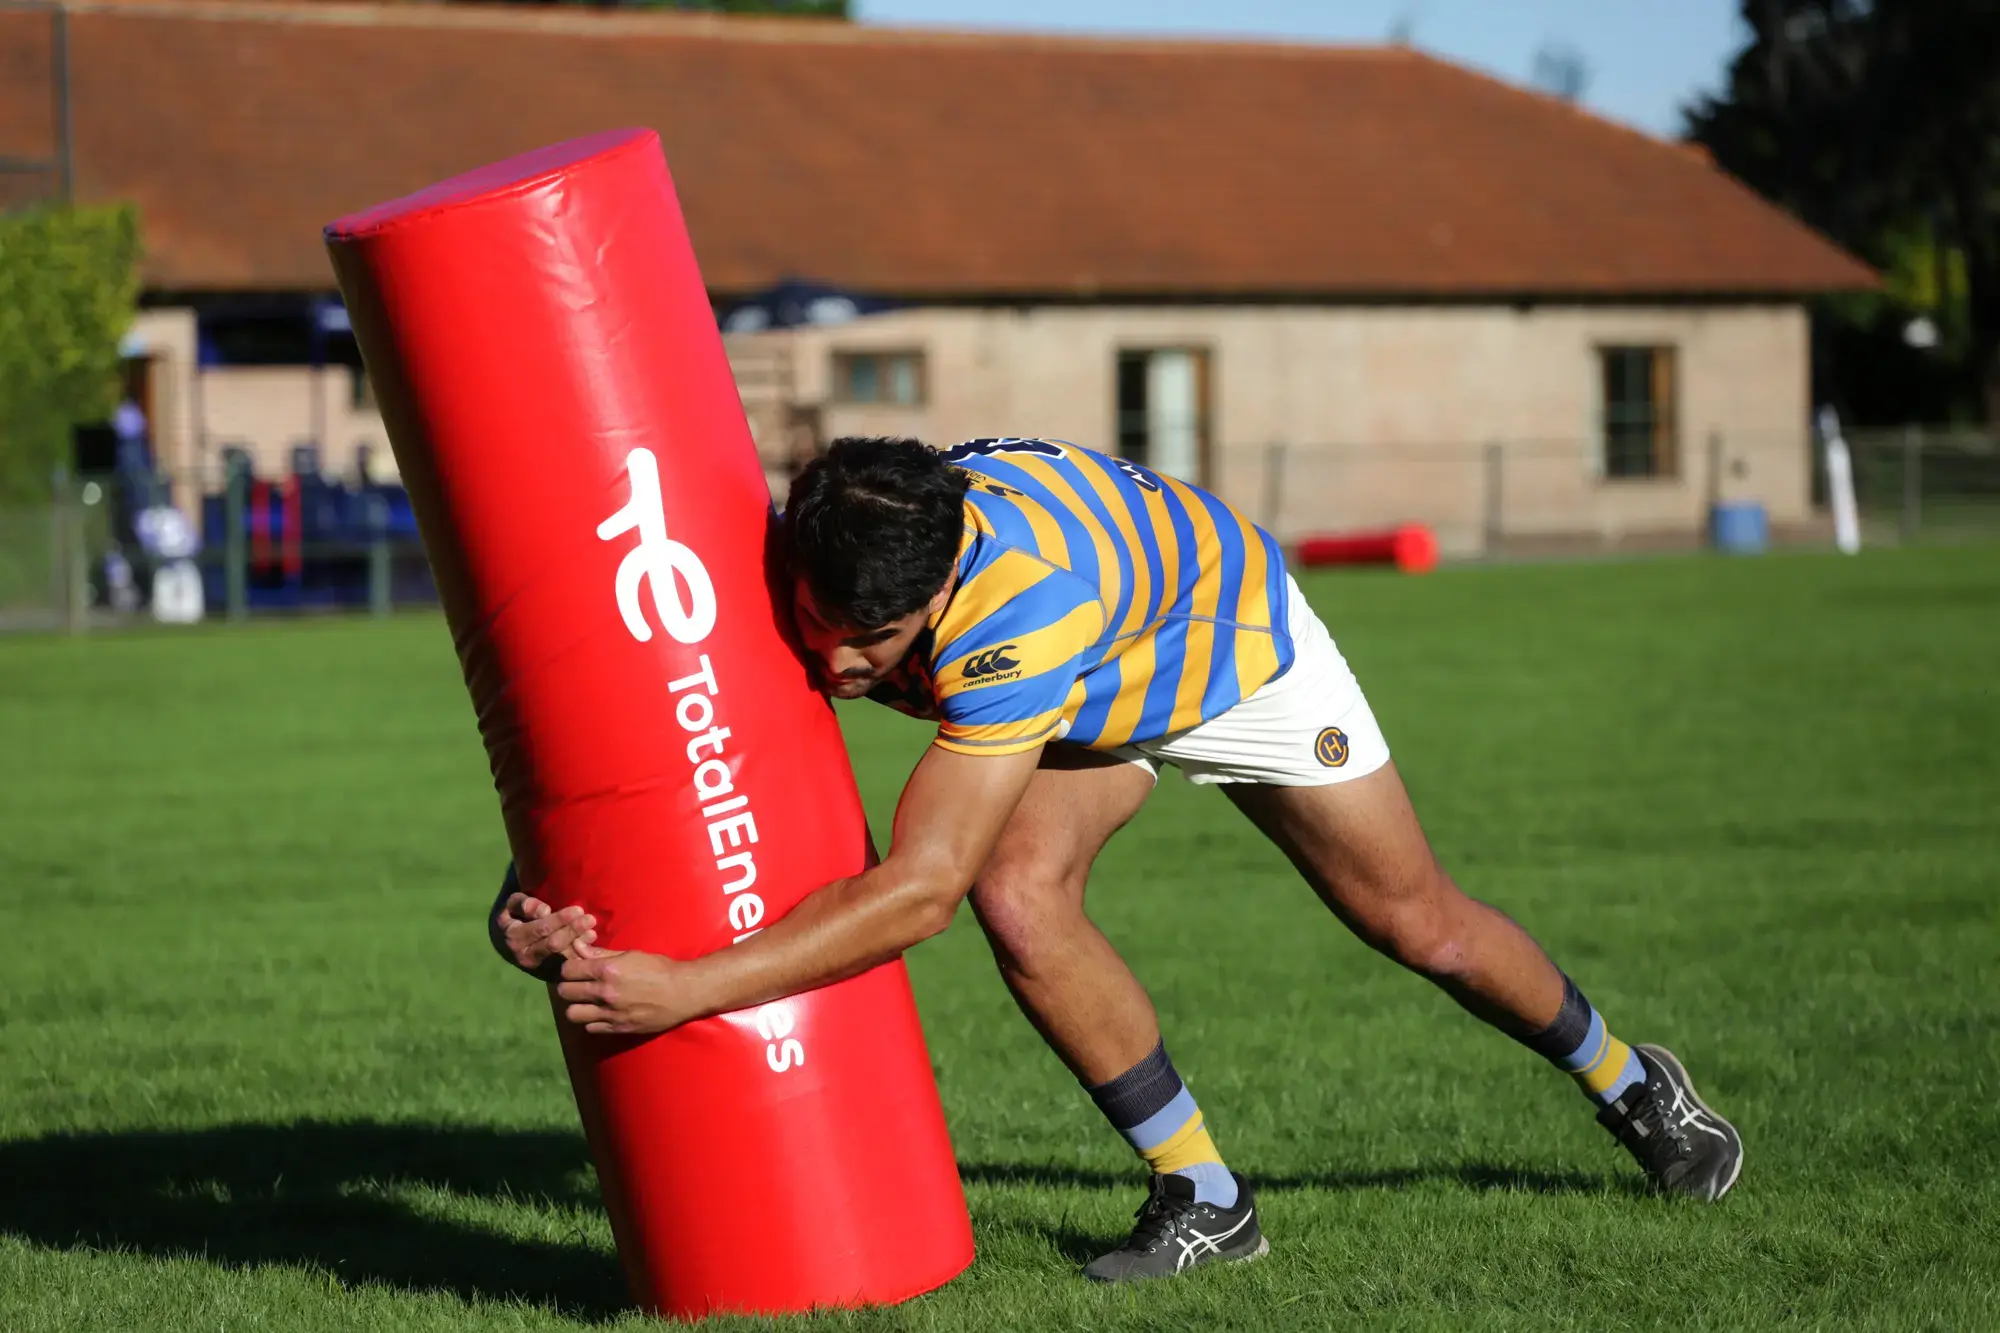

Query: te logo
962,644,1022,679
596,448,717,645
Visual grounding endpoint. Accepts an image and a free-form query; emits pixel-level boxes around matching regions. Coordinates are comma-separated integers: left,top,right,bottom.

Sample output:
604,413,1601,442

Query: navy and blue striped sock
1523,976,1647,1105
1087,1040,1238,1208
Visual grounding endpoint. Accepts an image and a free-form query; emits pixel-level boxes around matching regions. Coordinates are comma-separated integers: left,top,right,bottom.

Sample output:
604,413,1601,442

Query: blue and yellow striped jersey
867,438,1295,755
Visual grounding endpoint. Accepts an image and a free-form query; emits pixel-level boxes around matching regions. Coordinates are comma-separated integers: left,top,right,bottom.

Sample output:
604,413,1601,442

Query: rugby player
493,435,1741,1282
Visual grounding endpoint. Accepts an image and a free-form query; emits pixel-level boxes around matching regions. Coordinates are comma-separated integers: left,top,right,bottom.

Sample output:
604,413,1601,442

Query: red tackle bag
324,128,973,1318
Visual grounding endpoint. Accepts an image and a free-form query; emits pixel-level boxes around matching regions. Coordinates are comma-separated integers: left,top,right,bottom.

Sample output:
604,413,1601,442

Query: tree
0,205,141,502
1686,0,2000,423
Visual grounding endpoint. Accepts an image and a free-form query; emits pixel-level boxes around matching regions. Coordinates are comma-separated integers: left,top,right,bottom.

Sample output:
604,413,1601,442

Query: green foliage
0,205,141,502
1684,1,2000,422
1880,221,1972,341
2,551,1998,1328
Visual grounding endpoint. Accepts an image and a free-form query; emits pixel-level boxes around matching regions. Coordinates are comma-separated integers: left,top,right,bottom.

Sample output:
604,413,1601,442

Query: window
1599,346,1678,478
832,350,925,406
1116,348,1210,483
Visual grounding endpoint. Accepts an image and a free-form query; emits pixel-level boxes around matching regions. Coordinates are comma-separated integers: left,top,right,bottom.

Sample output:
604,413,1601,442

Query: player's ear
924,574,954,619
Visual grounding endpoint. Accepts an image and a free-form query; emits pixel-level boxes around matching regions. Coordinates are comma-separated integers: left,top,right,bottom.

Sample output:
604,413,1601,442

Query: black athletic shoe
1082,1172,1268,1283
1598,1043,1743,1201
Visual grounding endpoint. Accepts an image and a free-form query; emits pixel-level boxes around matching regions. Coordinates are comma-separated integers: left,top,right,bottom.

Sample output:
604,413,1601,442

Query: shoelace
1622,1083,1693,1162
1126,1183,1200,1250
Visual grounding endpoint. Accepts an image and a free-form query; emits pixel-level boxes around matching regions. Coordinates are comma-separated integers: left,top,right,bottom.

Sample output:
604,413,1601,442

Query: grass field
0,503,59,620
2,547,1996,1330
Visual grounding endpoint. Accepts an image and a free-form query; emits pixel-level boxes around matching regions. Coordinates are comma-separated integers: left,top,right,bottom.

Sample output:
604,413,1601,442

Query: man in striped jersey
500,436,1742,1281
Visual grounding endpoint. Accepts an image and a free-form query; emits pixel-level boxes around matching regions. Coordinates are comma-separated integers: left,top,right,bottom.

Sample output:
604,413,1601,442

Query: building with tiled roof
2,0,1875,549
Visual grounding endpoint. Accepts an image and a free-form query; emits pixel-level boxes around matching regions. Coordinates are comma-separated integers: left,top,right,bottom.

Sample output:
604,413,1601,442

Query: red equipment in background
248,480,268,571
247,476,304,581
1295,524,1440,574
324,130,972,1318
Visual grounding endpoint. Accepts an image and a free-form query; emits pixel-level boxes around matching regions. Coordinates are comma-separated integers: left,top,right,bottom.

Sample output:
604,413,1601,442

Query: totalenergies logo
595,448,802,1075
597,447,717,645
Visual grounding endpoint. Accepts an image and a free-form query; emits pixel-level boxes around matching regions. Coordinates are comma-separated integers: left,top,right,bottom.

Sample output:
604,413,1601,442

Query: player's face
791,576,935,700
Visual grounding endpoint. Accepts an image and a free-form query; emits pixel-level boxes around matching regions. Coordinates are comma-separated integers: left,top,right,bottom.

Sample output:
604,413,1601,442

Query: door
1116,347,1210,484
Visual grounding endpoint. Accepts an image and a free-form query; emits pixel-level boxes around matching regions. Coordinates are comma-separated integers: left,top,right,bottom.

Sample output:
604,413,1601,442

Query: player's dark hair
785,437,969,630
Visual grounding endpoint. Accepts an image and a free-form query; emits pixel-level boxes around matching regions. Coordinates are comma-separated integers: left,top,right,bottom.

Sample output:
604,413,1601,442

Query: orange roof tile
0,0,1878,296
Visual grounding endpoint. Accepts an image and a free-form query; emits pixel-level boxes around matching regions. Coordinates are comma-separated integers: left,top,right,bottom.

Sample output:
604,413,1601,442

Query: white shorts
1108,575,1392,787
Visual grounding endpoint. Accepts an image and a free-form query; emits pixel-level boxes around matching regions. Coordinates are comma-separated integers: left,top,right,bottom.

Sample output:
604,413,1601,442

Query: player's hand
555,951,695,1036
493,892,599,981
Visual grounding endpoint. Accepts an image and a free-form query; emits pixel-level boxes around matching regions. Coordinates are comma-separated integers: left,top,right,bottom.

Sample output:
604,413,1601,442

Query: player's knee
971,862,1083,977
1353,869,1471,979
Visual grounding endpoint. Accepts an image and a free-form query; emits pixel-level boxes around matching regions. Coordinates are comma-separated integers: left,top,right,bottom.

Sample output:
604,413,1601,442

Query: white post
1817,407,1862,556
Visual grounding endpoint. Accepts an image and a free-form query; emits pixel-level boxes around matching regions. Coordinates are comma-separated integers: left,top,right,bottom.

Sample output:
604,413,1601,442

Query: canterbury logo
961,645,1022,679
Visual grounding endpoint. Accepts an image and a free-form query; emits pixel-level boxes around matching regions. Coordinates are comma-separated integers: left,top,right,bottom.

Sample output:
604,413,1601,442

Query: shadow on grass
959,1159,1640,1198
0,1121,626,1320
0,1121,1641,1312
959,1159,1644,1267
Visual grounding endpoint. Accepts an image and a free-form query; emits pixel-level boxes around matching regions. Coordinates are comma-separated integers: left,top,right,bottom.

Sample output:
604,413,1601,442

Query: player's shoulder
947,437,1143,560
930,550,1105,721
945,537,1101,633
953,470,1099,597
927,529,1100,673
940,437,1076,471
943,436,1167,505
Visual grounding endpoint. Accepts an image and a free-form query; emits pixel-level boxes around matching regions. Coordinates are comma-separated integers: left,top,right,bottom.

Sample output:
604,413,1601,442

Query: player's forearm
680,863,957,1020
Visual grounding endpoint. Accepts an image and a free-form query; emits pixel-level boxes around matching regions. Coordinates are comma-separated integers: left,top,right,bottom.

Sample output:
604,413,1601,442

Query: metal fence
3,426,1996,631
0,460,432,631
1840,427,2000,547
1219,429,2000,557
1216,432,1810,557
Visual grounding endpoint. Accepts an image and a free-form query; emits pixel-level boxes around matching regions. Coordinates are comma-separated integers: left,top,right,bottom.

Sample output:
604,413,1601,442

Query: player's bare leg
1224,761,1565,1032
970,744,1266,1279
969,745,1158,1082
1225,760,1742,1200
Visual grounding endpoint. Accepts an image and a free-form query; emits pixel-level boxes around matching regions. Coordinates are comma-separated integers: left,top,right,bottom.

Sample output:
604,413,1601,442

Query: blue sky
852,1,1748,139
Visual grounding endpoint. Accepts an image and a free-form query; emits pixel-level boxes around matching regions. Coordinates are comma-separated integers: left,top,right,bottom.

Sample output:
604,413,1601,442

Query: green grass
2,548,1996,1330
0,503,58,616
